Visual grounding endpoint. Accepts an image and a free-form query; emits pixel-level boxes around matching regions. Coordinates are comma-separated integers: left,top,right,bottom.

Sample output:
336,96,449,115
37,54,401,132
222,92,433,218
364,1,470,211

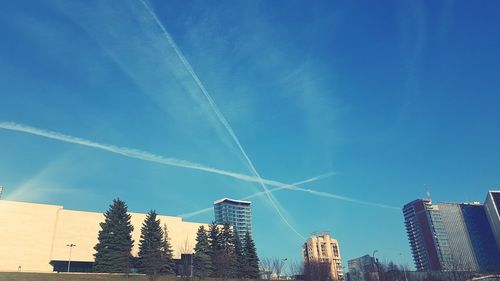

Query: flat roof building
348,255,377,281
0,200,208,273
214,198,252,239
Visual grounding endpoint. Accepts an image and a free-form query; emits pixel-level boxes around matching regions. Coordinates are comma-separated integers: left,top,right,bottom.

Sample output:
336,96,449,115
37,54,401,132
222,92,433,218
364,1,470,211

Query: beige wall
302,234,344,281
0,200,208,273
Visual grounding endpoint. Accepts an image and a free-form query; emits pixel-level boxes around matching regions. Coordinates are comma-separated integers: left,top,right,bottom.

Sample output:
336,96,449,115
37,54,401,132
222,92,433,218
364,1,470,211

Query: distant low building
348,255,377,281
302,232,343,281
0,200,208,273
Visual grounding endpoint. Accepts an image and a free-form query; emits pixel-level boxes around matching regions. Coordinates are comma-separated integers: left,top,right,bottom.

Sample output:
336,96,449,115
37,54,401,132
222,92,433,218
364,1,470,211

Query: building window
332,244,339,257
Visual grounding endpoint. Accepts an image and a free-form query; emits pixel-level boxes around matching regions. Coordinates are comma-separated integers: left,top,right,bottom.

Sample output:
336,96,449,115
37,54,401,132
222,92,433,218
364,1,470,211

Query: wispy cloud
0,122,399,210
179,173,335,218
3,156,82,202
139,0,305,239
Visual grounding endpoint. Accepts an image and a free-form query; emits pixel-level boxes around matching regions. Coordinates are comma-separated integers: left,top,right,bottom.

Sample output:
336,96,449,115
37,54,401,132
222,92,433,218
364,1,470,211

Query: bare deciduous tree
260,258,273,280
288,260,304,279
272,258,287,280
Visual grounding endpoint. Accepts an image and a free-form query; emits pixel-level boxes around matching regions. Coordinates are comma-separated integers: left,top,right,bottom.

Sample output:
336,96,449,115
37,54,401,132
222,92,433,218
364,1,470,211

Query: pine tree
161,223,175,274
208,222,222,277
243,231,260,279
232,230,246,278
193,225,212,278
219,223,237,278
94,198,134,273
138,210,164,279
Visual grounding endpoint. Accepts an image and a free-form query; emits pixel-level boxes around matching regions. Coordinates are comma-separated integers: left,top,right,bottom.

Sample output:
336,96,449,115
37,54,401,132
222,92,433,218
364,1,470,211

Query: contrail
138,0,305,239
0,122,398,211
0,122,302,187
179,173,334,218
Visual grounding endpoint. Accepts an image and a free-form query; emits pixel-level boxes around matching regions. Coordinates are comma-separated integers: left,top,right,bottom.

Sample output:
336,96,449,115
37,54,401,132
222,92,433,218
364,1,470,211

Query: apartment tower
403,198,452,271
213,198,252,239
302,232,343,281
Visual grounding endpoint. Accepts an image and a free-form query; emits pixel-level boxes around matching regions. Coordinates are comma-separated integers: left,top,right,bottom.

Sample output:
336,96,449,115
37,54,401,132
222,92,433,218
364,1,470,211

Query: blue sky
1,0,499,269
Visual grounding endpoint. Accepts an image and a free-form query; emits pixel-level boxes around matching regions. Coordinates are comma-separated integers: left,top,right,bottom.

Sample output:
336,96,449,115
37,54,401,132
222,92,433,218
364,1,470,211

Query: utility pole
66,243,76,273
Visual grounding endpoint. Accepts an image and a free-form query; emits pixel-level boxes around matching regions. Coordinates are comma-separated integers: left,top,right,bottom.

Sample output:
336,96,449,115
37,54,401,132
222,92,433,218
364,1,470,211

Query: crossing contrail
138,0,305,239
0,122,303,187
179,173,334,218
0,122,398,211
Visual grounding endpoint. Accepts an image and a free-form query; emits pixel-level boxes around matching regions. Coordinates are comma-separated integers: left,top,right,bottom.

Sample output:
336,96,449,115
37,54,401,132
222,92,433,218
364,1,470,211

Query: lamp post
399,253,408,281
66,243,76,273
281,258,287,280
372,250,379,281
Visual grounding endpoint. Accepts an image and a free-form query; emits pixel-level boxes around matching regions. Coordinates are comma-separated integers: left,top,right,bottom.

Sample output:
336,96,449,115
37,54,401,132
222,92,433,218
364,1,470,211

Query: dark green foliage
160,224,175,274
137,210,164,278
232,230,246,278
94,198,134,273
219,223,237,278
208,222,223,277
193,226,212,278
243,231,260,279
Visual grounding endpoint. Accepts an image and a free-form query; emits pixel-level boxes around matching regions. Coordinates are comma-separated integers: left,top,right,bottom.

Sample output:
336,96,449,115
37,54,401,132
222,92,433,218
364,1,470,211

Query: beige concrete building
0,200,208,273
302,232,344,281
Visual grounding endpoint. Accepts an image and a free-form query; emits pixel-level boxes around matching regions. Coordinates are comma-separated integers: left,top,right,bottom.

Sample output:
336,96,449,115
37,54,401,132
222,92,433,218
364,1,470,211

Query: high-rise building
302,232,343,281
213,198,252,239
460,202,500,272
403,199,452,271
348,255,377,281
438,203,479,271
484,191,500,251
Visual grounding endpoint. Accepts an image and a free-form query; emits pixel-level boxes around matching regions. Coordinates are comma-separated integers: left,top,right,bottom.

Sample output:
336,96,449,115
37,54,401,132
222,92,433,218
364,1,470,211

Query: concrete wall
0,200,208,272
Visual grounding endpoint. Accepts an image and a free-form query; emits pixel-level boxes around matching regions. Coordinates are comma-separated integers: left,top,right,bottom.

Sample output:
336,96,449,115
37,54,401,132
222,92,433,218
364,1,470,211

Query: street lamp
280,258,287,280
399,253,408,281
372,250,379,281
66,243,76,273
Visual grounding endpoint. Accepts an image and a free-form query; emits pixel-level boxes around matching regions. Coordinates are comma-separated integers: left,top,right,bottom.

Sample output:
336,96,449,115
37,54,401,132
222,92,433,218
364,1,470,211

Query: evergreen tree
160,223,175,274
138,210,164,279
94,198,134,273
243,231,260,279
208,222,222,277
193,225,212,278
219,223,237,278
232,230,246,278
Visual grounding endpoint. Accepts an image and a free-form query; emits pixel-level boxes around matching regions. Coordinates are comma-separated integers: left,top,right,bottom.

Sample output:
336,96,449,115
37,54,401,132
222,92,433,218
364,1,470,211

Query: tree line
192,222,260,279
92,198,260,280
93,198,175,279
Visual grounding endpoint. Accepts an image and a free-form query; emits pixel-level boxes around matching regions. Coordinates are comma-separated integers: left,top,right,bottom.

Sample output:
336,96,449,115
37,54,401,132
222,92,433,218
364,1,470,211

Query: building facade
460,202,500,272
348,255,377,281
438,203,479,271
302,233,343,281
484,191,500,252
403,199,452,271
0,200,208,273
214,198,252,239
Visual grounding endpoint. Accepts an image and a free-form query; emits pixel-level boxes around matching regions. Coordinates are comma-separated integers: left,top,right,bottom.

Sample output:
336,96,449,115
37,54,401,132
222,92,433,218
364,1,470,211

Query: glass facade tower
484,191,500,252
